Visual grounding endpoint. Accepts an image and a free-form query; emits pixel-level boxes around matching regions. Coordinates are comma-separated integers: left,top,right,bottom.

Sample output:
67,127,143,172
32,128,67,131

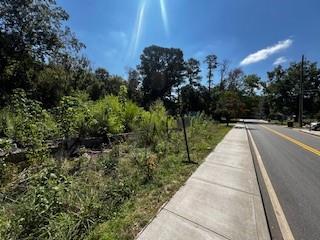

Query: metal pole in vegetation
299,55,304,128
181,115,192,164
166,117,169,140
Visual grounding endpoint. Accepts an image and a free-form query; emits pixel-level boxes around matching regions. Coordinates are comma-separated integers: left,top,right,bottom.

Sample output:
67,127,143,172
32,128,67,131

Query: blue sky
58,0,320,84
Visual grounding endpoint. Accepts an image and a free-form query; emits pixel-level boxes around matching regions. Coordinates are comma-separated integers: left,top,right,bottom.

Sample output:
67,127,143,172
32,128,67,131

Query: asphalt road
247,123,320,240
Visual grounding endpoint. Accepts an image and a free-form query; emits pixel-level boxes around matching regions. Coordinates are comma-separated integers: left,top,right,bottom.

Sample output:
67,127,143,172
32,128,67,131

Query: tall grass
0,91,230,240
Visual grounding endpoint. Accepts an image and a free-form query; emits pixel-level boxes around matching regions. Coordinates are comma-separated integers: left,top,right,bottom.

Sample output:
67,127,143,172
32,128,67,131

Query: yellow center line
261,125,320,157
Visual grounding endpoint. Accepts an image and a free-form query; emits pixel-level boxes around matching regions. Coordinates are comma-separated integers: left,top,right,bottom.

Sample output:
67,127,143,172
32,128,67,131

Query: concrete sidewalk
136,123,270,240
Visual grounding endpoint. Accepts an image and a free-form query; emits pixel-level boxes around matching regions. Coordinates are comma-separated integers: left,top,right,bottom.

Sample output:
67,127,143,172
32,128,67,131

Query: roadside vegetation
0,91,230,239
1,0,320,239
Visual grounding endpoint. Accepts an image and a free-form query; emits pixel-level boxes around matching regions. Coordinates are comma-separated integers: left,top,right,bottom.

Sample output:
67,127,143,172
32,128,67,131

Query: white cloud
273,56,287,65
240,39,293,66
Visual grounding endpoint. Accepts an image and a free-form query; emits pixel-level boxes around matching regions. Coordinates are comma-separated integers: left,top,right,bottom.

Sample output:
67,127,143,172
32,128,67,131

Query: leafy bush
3,163,70,239
89,95,125,136
123,101,144,132
55,96,92,139
1,155,135,240
2,89,59,160
134,101,174,147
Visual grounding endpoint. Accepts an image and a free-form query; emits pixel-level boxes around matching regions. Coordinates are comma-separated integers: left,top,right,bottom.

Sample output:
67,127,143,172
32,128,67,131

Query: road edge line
246,125,295,240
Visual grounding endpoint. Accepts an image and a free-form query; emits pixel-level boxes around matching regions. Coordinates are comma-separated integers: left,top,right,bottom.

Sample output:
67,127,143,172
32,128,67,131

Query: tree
240,74,262,118
0,0,83,62
225,68,244,91
185,58,201,87
138,45,185,106
243,74,261,96
215,91,245,126
87,69,127,100
204,54,218,91
0,0,84,104
264,61,320,120
86,68,109,100
95,68,110,82
127,68,142,104
33,65,70,107
180,85,203,114
107,75,127,96
219,59,230,90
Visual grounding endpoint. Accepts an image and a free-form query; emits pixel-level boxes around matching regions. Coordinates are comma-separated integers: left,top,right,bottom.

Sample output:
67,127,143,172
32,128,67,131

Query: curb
298,129,320,138
244,125,273,239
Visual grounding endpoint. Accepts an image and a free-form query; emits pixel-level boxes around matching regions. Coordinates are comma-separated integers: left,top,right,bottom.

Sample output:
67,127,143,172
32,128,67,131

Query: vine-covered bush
1,89,58,160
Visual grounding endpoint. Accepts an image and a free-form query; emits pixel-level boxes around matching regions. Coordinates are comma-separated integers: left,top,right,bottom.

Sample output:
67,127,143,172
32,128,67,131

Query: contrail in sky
128,0,147,59
160,0,169,36
128,0,170,60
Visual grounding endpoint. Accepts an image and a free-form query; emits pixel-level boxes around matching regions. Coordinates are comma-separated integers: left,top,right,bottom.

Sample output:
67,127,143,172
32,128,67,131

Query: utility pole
298,55,304,128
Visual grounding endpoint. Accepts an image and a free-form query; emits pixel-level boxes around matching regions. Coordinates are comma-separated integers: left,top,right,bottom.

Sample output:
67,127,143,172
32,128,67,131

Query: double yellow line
261,125,320,157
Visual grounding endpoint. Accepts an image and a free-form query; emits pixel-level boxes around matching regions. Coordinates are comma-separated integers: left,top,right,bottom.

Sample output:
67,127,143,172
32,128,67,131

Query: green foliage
0,138,12,153
243,74,261,96
185,58,202,86
99,147,120,176
215,91,245,124
33,65,71,107
139,45,185,106
264,61,320,119
55,95,91,138
2,89,58,160
1,154,136,240
1,105,229,240
0,0,84,103
86,120,230,240
119,85,128,105
135,101,173,147
87,93,145,136
123,101,144,132
89,95,125,135
5,167,70,239
204,54,218,90
127,69,142,104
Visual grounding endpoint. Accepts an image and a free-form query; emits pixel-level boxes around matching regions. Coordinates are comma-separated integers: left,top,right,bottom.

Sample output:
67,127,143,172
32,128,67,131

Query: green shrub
123,101,144,132
3,163,70,239
134,101,174,147
89,95,125,136
2,89,59,160
55,96,92,139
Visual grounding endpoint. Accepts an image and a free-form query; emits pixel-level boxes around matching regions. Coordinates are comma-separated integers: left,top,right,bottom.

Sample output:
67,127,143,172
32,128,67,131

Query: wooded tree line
1,0,320,121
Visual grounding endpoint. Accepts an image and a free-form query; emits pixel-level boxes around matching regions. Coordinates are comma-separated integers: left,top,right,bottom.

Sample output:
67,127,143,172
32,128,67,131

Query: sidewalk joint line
162,208,231,240
191,176,260,197
203,160,247,170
